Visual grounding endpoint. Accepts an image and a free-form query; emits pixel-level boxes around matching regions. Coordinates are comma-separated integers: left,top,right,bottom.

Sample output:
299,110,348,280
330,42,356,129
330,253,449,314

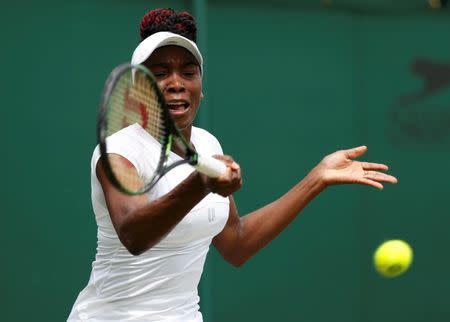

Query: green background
3,1,449,321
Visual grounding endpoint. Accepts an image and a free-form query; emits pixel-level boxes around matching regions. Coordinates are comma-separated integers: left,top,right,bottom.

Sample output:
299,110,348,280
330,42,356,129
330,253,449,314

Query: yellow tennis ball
373,240,413,278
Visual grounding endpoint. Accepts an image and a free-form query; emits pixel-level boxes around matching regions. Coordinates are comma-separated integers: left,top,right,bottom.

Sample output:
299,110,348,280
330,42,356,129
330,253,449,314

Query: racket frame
97,63,172,195
97,63,223,195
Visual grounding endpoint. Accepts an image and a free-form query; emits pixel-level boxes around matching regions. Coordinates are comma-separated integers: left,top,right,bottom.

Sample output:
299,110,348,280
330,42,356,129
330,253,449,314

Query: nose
164,73,185,94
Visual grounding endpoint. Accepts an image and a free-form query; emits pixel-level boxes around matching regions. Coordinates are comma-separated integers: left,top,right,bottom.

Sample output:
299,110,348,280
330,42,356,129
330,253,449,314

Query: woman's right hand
198,155,243,197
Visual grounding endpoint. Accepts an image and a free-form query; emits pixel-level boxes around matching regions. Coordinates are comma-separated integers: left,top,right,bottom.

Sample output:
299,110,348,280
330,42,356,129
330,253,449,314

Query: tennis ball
373,240,413,278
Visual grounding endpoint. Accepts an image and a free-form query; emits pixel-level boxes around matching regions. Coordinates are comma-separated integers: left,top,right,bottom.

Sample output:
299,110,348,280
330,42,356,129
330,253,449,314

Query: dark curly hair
139,8,197,43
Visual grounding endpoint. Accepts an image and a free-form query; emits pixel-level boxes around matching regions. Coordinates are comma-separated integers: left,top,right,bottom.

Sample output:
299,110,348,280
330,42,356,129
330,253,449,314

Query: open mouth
167,101,190,115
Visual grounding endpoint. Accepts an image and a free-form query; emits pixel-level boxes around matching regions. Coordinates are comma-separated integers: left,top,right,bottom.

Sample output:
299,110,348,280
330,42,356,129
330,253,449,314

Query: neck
181,126,192,142
171,126,193,157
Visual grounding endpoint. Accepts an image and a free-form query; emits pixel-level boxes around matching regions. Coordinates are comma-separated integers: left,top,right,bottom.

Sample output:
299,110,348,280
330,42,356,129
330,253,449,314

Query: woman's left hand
315,145,398,190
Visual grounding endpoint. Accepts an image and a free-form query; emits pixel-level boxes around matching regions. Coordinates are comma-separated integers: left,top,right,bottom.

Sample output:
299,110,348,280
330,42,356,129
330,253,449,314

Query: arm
213,171,323,267
213,146,398,267
97,155,242,255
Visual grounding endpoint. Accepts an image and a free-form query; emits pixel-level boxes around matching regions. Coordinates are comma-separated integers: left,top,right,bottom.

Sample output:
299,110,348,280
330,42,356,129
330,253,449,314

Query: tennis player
68,8,398,322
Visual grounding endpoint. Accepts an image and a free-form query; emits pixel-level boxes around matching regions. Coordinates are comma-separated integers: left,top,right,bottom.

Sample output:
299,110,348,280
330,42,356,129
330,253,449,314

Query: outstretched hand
315,146,398,190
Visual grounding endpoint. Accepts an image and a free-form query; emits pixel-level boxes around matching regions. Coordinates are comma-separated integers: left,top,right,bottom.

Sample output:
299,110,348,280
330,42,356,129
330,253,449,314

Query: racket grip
195,154,227,178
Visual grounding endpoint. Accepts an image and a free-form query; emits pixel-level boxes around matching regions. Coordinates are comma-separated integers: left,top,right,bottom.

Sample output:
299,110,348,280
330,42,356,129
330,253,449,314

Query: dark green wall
205,4,450,322
3,1,449,321
205,6,362,322
204,4,450,322
357,15,450,322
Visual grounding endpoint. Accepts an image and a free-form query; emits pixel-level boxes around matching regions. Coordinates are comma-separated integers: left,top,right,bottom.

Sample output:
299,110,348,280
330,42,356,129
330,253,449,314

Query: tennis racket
97,63,226,195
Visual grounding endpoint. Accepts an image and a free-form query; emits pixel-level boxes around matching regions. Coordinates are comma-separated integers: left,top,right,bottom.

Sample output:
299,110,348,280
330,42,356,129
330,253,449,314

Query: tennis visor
131,32,203,74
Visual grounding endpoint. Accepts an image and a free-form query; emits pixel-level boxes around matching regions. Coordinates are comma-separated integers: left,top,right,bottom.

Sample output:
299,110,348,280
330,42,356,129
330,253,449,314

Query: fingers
205,155,243,196
213,155,240,181
359,170,398,190
213,155,240,172
360,161,389,171
358,178,384,190
343,148,398,188
364,170,397,183
344,145,367,159
363,171,398,184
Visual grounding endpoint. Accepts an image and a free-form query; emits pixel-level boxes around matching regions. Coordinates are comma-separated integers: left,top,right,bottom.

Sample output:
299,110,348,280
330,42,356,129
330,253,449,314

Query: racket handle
195,154,227,178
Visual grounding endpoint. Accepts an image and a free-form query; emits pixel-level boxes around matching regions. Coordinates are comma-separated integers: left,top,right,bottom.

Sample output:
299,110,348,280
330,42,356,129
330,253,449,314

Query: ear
200,92,204,99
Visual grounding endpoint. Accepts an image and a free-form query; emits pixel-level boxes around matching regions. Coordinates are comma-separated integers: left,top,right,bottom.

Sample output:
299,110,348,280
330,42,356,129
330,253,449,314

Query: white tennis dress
68,124,229,321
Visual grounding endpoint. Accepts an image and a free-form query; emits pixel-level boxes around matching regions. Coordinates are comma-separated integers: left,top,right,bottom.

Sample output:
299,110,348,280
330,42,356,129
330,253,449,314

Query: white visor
131,31,203,74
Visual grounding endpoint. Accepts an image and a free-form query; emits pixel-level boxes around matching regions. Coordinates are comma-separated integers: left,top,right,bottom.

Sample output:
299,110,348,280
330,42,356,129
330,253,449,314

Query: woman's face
144,45,202,136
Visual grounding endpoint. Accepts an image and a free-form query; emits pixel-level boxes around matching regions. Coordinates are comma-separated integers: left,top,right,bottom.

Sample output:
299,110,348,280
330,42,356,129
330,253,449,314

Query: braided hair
139,8,198,43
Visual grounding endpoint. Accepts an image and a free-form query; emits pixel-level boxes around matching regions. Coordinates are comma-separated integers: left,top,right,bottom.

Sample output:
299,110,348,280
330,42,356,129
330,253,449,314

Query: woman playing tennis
68,8,398,322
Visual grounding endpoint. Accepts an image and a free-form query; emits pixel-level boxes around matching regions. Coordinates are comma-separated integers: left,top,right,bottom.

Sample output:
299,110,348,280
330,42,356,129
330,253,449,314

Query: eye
182,65,200,78
150,67,168,78
153,71,167,78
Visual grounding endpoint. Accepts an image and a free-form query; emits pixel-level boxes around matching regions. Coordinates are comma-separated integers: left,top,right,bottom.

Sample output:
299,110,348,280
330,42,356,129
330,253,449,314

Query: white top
68,124,229,321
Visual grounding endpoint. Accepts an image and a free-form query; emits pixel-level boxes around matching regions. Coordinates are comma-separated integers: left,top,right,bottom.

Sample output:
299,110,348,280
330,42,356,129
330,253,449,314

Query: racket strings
106,71,166,142
104,69,167,193
131,72,166,140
